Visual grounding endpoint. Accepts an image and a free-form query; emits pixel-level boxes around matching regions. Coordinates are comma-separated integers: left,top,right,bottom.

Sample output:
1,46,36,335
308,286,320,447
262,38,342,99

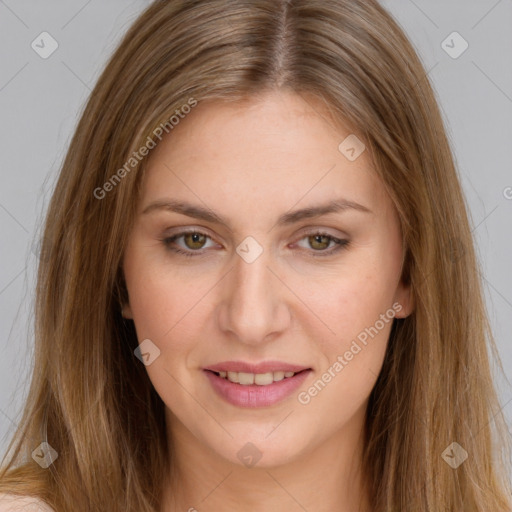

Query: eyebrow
142,197,372,228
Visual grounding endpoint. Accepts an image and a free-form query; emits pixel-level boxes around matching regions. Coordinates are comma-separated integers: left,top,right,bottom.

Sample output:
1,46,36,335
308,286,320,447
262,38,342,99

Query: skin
121,89,413,512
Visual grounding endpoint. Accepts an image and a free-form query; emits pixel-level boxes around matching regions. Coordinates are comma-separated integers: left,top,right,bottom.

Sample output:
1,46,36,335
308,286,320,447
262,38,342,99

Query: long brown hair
1,1,511,510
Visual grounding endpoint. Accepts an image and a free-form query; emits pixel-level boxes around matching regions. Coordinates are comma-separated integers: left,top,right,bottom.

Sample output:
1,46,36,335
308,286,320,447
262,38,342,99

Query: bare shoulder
0,494,55,512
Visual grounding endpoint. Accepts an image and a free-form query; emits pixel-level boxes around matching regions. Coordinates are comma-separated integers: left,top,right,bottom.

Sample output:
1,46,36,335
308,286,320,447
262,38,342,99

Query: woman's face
122,90,412,468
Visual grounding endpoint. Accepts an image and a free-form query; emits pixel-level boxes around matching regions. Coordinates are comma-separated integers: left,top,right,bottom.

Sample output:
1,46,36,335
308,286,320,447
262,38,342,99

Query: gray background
0,0,511,462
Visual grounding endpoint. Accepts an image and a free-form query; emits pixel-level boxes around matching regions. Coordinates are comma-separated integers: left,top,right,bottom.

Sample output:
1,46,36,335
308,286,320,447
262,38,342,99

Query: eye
161,229,349,259
294,231,349,257
161,230,217,257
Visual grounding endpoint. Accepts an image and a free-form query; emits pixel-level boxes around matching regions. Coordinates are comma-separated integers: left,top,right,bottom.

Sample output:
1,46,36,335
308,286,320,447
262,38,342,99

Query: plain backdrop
0,0,511,466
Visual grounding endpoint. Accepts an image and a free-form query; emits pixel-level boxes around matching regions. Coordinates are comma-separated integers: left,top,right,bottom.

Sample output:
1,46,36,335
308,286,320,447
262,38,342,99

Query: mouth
205,369,309,386
203,361,313,408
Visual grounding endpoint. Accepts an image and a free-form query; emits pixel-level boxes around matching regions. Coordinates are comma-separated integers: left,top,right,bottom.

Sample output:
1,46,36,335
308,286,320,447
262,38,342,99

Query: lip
204,360,311,374
204,365,312,408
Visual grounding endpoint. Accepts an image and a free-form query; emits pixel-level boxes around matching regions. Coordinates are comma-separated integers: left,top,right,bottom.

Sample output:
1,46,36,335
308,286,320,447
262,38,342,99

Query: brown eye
182,232,207,250
295,231,349,257
308,234,331,251
162,230,216,257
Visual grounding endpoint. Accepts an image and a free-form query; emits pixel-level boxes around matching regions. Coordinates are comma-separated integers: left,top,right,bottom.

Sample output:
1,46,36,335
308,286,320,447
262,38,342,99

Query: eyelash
160,229,350,259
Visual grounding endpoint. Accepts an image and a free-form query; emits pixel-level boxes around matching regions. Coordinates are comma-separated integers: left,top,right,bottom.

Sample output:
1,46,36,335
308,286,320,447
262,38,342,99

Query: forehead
140,91,389,221
149,90,357,164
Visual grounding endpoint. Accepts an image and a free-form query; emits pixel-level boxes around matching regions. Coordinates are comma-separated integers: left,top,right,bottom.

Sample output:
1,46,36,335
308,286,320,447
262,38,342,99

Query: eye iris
184,233,206,250
309,234,330,250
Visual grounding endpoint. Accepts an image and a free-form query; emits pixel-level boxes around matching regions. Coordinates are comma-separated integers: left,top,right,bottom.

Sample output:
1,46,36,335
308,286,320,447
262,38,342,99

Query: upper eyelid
165,228,218,244
163,225,347,240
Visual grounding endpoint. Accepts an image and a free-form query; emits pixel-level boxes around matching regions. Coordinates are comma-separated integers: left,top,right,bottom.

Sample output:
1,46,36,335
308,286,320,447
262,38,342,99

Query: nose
216,244,291,346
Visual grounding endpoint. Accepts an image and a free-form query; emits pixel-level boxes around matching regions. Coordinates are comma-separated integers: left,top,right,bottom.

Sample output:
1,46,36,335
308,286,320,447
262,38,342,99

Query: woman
1,0,510,510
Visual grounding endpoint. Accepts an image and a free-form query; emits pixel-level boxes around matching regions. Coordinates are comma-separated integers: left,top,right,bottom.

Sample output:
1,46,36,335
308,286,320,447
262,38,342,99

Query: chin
210,427,311,469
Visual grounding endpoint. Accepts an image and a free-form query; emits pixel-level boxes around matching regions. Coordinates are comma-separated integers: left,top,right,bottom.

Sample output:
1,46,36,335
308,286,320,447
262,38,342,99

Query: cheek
124,263,206,407
307,262,399,345
124,244,210,344
125,271,175,341
299,241,402,395
297,270,396,417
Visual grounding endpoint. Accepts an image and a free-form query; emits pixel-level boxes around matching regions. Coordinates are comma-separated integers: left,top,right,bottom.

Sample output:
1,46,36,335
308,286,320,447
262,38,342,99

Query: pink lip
204,368,312,408
204,360,311,374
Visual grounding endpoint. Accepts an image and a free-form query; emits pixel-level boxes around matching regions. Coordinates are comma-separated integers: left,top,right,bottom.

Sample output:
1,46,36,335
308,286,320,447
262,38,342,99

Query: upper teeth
218,371,297,385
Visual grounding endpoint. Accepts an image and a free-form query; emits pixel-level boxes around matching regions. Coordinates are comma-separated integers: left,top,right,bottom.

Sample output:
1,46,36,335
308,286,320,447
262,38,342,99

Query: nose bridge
218,244,289,344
